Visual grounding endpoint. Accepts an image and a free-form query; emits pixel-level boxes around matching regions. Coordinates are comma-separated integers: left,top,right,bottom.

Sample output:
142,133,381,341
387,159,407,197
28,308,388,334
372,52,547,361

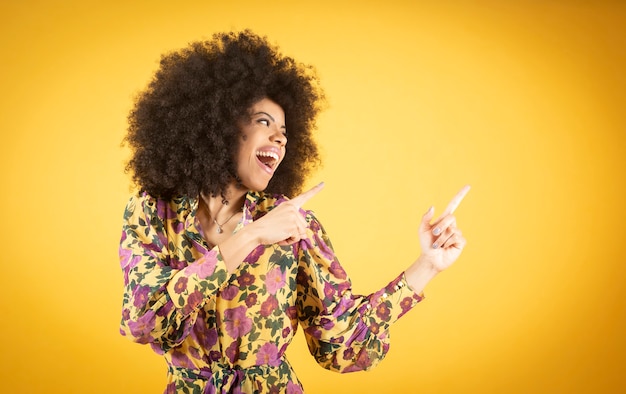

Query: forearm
218,224,262,273
404,255,440,294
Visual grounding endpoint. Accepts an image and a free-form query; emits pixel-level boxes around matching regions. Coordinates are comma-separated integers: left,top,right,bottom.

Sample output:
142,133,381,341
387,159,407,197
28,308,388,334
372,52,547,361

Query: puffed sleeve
119,193,232,353
295,212,424,373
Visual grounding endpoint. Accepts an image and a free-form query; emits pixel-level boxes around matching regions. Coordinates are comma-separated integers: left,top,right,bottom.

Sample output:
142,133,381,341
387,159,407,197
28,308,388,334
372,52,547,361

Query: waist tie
168,360,291,393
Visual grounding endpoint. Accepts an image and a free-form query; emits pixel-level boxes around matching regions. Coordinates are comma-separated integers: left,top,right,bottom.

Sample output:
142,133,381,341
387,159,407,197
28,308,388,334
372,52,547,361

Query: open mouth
256,150,279,170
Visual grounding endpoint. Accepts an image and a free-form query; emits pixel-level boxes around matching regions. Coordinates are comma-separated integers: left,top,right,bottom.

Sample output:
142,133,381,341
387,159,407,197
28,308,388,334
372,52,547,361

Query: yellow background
1,1,624,393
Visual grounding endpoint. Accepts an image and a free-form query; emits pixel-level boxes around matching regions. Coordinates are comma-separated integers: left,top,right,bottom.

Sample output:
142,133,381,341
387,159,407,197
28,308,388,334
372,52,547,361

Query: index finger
290,182,325,208
442,185,471,216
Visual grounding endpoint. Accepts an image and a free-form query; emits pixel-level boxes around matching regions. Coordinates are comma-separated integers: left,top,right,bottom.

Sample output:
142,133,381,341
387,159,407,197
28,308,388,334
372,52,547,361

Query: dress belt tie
168,360,289,393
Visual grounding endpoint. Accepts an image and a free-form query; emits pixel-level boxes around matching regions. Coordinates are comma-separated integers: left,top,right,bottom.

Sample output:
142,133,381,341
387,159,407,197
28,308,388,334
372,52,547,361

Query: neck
202,183,247,220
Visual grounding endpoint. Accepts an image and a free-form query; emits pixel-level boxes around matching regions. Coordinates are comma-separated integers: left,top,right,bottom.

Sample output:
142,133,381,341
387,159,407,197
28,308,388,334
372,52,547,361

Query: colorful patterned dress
119,191,424,393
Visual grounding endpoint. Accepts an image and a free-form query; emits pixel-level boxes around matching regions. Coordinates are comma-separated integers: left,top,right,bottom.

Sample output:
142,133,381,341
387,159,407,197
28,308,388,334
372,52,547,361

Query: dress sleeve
295,212,424,373
119,193,232,353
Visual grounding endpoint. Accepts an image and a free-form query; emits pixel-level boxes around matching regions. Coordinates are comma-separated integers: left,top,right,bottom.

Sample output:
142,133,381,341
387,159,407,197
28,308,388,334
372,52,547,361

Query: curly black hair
124,30,324,200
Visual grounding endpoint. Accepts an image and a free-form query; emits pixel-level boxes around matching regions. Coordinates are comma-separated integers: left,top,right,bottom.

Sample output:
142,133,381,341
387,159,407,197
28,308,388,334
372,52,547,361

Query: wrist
219,225,262,273
404,255,440,294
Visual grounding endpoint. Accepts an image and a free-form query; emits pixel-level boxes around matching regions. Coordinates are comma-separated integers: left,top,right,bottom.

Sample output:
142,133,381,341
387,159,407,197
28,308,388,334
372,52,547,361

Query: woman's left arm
296,185,470,373
296,214,424,373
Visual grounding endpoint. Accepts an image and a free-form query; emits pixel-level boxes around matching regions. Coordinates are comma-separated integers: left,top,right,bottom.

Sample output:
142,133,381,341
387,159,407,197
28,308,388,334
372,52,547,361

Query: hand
250,182,325,246
418,185,470,272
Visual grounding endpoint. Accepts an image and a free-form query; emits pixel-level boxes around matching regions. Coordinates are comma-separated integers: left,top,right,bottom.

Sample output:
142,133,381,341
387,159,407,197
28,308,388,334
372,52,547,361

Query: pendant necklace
201,193,241,234
212,210,239,234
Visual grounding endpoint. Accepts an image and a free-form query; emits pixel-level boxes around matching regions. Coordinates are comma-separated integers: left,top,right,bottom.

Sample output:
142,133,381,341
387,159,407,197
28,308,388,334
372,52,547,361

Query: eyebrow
253,111,286,129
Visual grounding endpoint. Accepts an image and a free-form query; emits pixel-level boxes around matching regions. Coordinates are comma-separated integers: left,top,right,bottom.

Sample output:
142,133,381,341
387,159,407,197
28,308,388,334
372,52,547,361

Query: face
235,98,287,192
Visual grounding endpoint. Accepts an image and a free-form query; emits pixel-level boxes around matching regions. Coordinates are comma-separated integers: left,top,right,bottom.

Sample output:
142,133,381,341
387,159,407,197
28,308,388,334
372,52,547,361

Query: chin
240,180,270,193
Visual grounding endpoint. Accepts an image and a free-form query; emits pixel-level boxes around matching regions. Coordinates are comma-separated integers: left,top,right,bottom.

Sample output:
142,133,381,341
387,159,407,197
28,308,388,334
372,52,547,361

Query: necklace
211,210,239,234
201,195,241,234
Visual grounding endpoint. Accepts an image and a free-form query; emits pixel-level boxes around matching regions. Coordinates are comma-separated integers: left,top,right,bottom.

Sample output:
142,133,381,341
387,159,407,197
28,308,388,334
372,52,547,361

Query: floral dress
119,191,424,393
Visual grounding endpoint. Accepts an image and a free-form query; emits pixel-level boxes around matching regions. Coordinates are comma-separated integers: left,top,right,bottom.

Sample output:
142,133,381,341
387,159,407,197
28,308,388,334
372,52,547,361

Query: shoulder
124,191,194,224
245,191,287,215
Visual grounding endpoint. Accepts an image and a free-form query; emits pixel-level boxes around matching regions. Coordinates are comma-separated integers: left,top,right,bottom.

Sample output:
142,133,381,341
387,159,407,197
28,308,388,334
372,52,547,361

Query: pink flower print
336,281,351,296
260,295,278,318
192,324,218,349
156,231,168,249
209,350,221,362
185,250,218,278
319,317,334,330
169,257,187,270
225,340,240,364
238,271,255,287
245,293,258,308
282,327,291,338
305,326,322,340
265,266,286,295
181,290,204,315
221,285,239,301
127,311,156,344
150,342,165,356
369,321,380,334
333,294,355,318
165,382,176,394
343,348,374,373
375,302,391,321
398,296,413,318
223,306,253,338
120,249,140,271
244,245,265,265
342,347,355,361
157,302,173,317
308,216,320,233
188,346,201,360
286,381,303,394
329,260,347,279
285,305,297,320
133,285,151,308
171,349,195,369
255,342,281,367
356,348,373,367
323,282,335,300
347,321,368,343
173,277,188,294
298,236,313,251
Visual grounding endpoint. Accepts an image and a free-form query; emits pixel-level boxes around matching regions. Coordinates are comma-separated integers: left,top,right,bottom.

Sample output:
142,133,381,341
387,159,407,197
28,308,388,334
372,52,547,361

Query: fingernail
432,242,438,249
432,227,441,236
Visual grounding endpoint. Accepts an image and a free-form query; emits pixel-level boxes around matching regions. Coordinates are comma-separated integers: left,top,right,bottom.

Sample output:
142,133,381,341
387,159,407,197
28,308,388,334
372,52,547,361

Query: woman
119,30,469,393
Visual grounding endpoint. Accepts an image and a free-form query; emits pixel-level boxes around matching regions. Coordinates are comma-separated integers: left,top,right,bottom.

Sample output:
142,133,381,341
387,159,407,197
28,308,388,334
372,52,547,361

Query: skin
202,97,470,296
404,185,470,293
198,98,287,241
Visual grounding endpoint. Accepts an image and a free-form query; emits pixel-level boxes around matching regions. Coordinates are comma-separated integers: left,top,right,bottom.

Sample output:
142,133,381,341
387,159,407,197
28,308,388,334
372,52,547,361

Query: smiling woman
235,98,287,192
118,30,468,393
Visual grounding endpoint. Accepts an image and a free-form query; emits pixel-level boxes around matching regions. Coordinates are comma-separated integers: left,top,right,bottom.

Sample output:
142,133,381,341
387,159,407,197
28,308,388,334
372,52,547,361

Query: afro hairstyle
124,30,324,200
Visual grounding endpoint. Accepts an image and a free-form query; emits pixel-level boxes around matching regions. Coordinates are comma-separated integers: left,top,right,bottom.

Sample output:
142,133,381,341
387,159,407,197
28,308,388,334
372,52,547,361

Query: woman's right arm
119,193,232,352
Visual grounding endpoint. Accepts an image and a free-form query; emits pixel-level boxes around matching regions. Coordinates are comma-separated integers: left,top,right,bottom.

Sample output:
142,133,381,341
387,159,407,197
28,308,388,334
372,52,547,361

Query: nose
270,127,287,147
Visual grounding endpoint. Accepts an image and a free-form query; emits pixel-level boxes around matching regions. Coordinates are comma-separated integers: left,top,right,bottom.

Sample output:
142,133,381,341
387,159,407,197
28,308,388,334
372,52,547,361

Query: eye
257,118,270,127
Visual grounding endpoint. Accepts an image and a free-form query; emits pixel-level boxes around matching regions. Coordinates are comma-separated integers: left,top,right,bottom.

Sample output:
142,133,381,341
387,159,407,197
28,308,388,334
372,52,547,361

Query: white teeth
256,151,279,161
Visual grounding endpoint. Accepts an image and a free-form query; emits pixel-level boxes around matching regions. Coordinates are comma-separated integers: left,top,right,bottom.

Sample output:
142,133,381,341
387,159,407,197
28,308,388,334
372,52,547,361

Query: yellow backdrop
1,1,624,393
